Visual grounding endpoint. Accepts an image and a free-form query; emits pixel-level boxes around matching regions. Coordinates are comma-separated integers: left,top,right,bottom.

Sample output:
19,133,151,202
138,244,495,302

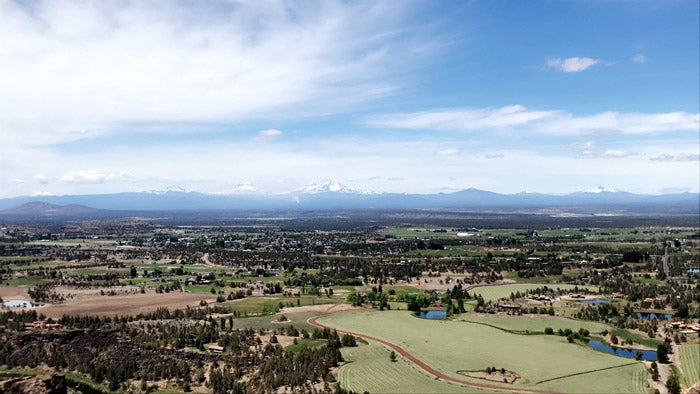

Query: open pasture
458,314,610,334
469,283,599,302
339,341,499,393
319,311,647,393
679,343,700,388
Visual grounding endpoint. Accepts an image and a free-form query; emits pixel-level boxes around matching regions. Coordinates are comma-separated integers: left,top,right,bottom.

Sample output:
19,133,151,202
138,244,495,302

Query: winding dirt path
308,315,562,394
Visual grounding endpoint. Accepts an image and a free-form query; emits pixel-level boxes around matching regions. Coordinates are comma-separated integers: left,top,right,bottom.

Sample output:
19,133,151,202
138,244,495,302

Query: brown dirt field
34,291,218,318
0,286,27,299
279,303,359,314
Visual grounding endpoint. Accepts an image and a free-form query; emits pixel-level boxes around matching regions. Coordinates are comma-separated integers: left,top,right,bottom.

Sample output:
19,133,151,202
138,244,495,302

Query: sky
0,0,698,197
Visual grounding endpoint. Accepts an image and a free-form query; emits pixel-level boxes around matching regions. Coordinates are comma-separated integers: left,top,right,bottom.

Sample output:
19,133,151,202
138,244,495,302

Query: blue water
585,339,657,361
3,299,33,308
580,299,611,304
419,310,447,319
620,313,673,320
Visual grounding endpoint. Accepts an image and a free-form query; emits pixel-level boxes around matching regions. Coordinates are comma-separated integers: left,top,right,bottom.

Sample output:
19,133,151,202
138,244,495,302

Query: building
208,345,224,353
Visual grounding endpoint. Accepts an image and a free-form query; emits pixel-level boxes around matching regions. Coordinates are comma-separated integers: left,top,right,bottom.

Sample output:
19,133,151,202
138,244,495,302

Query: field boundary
309,315,562,394
533,362,639,385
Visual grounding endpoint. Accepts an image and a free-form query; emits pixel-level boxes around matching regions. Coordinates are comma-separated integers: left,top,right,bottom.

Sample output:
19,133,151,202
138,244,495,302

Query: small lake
585,339,657,361
3,299,33,308
419,310,447,319
620,312,673,320
580,299,611,304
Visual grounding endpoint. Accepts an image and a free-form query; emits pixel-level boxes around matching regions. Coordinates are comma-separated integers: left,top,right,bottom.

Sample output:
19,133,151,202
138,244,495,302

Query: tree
389,351,397,362
656,343,670,363
666,375,681,394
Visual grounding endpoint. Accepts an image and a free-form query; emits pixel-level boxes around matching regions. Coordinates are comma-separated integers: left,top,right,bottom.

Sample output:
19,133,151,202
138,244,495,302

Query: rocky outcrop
0,373,67,394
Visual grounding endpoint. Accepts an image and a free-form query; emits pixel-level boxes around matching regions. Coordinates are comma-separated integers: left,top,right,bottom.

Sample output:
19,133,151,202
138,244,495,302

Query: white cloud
650,153,699,162
568,141,601,149
253,129,282,142
578,150,635,159
436,148,460,156
546,57,600,72
60,169,109,184
367,105,699,135
34,174,50,184
484,153,504,159
632,54,648,63
0,1,424,149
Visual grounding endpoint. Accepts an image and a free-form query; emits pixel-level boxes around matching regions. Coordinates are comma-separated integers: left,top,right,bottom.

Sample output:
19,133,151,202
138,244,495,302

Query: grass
612,328,661,348
679,343,700,388
458,314,611,334
377,227,460,239
227,310,323,332
338,341,500,393
320,311,647,393
284,338,327,354
469,283,599,302
224,295,337,315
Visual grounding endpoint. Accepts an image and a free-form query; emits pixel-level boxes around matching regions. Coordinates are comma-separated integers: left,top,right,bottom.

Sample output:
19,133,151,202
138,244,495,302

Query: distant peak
299,181,379,195
31,190,54,197
147,186,189,194
584,186,616,193
212,182,259,195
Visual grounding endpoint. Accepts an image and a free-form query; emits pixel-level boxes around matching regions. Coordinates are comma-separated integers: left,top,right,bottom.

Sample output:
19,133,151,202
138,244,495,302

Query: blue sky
0,0,698,197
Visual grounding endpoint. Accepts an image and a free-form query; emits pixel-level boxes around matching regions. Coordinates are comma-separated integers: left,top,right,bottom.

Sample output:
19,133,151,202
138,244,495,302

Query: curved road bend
308,315,562,394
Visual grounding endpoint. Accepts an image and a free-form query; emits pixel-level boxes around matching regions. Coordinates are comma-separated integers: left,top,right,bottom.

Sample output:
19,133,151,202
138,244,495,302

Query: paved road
308,315,562,394
662,245,669,278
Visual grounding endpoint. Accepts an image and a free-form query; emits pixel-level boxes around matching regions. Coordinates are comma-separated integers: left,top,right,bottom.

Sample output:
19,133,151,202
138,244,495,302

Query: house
24,320,61,329
611,292,624,299
208,345,224,353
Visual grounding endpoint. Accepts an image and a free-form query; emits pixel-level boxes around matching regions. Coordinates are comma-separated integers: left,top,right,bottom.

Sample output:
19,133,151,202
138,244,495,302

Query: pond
585,339,657,361
620,312,673,320
3,299,33,308
580,299,611,304
418,310,447,319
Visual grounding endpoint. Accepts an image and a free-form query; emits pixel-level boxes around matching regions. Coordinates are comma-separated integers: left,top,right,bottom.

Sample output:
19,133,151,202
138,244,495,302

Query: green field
679,343,700,388
377,227,460,239
320,311,648,393
231,311,321,332
339,341,500,393
469,283,599,301
224,295,337,315
458,314,610,334
284,338,327,354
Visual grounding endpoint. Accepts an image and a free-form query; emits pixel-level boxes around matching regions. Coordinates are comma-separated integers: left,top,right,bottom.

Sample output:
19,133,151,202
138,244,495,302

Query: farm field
319,311,648,393
469,283,599,302
34,291,218,318
457,314,610,334
339,341,501,393
679,343,700,388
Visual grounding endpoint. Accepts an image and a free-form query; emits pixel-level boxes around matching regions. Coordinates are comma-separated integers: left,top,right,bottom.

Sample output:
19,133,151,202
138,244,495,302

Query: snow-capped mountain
212,182,259,195
147,186,190,195
583,186,616,193
297,181,379,195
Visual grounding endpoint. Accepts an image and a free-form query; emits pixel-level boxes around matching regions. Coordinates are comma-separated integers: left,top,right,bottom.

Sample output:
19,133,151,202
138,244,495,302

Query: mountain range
0,182,697,216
